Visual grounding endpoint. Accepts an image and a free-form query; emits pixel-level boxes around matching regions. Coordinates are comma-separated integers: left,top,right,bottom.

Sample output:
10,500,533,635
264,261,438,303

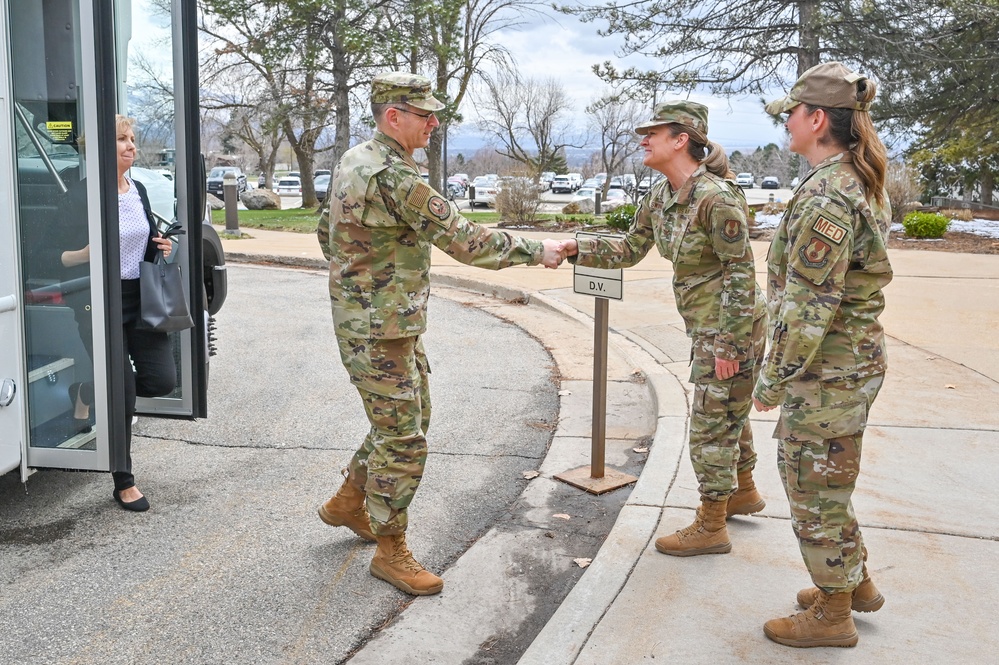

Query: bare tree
420,0,542,191
476,69,581,176
586,94,644,197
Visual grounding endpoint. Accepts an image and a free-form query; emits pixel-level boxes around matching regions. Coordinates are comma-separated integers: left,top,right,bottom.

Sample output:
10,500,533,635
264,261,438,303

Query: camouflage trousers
336,334,431,536
775,373,884,593
688,317,766,500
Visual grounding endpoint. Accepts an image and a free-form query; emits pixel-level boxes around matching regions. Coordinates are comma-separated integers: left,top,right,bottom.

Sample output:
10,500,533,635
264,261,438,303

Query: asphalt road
0,265,562,664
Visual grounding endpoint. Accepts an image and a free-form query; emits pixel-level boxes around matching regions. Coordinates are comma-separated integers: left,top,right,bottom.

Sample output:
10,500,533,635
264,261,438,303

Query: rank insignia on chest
800,237,832,268
813,216,847,244
722,219,742,241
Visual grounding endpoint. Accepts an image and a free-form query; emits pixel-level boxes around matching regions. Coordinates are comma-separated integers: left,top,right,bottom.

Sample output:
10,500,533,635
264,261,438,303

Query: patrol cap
370,72,445,112
765,62,872,117
634,100,709,143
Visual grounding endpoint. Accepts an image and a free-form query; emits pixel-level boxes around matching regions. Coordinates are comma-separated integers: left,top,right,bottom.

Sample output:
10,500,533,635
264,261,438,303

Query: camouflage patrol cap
370,72,445,112
765,62,872,117
634,101,709,142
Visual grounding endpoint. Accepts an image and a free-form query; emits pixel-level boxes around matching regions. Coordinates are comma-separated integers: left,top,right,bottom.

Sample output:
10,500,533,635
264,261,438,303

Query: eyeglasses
392,106,436,120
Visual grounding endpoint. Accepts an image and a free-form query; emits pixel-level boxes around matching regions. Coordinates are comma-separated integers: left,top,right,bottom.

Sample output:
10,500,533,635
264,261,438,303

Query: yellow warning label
46,121,73,141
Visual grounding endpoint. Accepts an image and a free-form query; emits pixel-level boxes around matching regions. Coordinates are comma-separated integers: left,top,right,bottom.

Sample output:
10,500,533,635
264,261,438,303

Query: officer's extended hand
561,239,579,257
541,239,565,269
715,357,739,380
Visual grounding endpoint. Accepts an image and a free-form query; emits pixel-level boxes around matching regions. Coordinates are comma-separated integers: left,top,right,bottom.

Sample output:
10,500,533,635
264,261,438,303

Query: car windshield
209,168,235,178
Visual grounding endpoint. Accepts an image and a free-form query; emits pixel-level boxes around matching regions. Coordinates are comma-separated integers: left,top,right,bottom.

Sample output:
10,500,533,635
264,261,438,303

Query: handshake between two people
539,238,579,269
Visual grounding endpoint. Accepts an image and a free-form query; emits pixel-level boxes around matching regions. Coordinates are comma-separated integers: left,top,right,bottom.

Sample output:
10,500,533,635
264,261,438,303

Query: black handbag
138,223,194,333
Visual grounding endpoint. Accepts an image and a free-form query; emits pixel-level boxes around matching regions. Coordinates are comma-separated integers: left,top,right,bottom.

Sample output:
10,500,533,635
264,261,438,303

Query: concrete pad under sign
555,465,638,494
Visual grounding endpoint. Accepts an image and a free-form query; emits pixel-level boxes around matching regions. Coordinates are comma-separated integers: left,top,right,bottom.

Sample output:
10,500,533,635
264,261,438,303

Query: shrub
604,204,637,231
495,176,541,224
902,211,949,239
942,208,974,222
885,160,922,225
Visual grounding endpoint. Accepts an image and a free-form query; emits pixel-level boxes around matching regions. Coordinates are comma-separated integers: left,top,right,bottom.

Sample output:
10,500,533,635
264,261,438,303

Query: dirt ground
752,228,999,254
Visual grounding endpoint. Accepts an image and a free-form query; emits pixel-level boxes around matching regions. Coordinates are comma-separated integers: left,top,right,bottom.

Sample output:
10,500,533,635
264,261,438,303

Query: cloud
467,9,784,153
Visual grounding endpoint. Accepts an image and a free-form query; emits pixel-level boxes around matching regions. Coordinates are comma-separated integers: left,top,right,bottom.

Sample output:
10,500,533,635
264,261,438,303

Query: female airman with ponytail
754,62,892,648
562,101,768,557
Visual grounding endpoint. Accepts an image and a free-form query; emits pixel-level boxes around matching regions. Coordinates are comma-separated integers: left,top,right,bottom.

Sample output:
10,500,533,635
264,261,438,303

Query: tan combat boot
318,469,376,542
726,468,766,518
764,590,858,648
370,534,444,596
655,498,732,556
797,564,885,612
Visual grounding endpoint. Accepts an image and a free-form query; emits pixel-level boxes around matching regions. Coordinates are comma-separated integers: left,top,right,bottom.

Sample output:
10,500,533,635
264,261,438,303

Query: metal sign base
555,466,638,495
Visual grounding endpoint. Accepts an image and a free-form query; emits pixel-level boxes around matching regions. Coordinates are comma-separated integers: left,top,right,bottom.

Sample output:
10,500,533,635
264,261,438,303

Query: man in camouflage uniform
316,72,563,596
562,101,767,557
754,62,892,647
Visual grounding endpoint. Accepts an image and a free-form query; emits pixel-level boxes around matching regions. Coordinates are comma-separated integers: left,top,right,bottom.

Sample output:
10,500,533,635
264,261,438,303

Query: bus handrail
14,103,68,194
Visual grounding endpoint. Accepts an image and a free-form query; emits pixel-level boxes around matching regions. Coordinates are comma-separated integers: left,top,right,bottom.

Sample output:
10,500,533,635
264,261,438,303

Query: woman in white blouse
60,114,176,511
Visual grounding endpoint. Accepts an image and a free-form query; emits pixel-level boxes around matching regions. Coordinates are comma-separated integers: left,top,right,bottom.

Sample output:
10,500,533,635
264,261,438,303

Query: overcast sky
453,8,789,156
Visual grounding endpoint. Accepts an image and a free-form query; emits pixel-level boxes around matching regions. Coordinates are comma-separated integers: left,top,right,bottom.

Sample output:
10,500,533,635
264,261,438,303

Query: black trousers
112,279,176,491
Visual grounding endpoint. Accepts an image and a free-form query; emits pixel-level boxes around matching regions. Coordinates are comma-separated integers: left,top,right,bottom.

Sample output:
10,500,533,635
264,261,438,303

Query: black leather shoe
113,489,150,512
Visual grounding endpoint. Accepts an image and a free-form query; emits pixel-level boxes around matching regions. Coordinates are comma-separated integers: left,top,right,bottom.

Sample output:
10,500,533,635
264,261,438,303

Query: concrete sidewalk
220,225,999,663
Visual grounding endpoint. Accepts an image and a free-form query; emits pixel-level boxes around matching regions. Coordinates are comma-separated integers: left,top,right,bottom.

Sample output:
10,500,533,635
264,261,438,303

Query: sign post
555,232,638,495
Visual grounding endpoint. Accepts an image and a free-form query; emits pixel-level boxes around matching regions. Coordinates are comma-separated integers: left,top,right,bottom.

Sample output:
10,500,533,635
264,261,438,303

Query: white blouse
118,177,151,279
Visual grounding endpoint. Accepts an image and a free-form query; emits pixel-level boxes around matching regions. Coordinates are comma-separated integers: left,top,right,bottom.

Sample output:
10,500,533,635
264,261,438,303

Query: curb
228,255,691,664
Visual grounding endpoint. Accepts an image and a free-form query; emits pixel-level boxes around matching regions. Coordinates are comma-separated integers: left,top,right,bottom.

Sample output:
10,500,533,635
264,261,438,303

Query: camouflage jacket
754,153,893,406
317,131,543,339
572,165,765,376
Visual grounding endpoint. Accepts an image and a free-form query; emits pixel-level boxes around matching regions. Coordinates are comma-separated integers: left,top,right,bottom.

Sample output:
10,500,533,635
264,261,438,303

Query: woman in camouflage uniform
754,62,892,648
563,101,768,558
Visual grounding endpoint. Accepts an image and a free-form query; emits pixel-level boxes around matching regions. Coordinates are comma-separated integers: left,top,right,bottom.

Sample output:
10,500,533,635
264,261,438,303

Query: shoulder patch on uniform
812,216,848,244
407,182,432,209
722,218,743,242
406,181,453,228
427,195,450,220
799,236,832,269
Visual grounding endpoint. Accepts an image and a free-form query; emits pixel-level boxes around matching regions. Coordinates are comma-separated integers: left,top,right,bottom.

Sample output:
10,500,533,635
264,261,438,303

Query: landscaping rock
564,198,594,214
241,188,281,210
207,193,224,210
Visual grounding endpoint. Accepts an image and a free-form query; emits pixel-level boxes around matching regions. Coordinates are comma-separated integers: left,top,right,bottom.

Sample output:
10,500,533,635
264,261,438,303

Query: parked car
569,187,597,205
153,168,174,181
446,176,466,197
601,187,630,211
761,176,780,189
257,173,267,188
470,175,499,207
609,175,635,192
314,169,331,178
206,166,248,198
275,176,302,196
539,171,556,191
790,176,801,188
551,175,574,193
736,172,755,188
581,178,600,189
636,174,663,195
566,173,583,190
450,172,469,187
315,174,332,202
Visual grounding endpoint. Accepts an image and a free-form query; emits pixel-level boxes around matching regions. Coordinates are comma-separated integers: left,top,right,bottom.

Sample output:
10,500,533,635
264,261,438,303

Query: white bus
0,0,226,482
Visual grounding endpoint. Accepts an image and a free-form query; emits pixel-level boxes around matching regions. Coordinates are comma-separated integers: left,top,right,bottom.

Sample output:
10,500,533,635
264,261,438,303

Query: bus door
0,0,208,481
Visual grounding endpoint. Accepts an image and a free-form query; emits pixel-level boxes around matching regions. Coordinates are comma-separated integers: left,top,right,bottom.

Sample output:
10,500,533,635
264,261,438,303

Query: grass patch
211,207,320,233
